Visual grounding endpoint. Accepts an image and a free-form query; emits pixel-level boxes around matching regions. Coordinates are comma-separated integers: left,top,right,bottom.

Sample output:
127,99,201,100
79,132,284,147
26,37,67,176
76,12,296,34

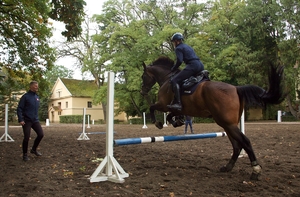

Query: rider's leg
167,83,182,110
168,68,193,111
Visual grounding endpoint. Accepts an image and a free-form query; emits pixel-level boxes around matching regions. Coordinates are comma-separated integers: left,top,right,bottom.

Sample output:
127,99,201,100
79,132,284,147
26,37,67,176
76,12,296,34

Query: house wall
48,78,127,123
49,98,101,121
49,94,127,123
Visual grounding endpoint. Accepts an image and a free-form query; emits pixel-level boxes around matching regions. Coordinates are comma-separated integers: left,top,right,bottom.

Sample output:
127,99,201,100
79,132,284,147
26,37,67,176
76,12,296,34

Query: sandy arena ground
0,122,300,197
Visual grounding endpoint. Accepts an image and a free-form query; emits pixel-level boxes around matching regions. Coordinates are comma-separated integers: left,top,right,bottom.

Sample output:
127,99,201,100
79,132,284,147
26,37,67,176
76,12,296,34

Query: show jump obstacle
0,104,14,142
89,72,245,183
114,132,226,146
89,72,129,183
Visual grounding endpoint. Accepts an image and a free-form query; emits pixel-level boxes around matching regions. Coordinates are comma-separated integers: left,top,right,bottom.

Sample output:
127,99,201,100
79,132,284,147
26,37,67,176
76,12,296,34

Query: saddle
181,70,210,94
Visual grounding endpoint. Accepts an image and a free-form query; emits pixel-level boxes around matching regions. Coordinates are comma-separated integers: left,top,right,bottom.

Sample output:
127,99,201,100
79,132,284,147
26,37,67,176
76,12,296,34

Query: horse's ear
142,62,147,70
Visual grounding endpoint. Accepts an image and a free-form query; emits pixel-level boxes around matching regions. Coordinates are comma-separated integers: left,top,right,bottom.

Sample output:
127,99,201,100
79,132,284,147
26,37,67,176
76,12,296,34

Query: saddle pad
181,79,209,95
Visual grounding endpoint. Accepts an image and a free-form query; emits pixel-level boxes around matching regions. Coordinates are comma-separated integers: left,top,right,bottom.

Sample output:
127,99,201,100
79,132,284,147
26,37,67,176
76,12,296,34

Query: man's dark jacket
17,90,40,123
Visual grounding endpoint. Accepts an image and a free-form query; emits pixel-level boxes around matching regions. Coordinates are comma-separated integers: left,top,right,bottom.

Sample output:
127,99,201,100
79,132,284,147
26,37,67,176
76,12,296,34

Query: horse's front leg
166,113,185,128
149,104,164,129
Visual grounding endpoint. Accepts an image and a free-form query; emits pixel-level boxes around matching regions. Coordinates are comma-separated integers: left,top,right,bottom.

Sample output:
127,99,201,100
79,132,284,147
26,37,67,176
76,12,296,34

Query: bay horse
140,56,285,180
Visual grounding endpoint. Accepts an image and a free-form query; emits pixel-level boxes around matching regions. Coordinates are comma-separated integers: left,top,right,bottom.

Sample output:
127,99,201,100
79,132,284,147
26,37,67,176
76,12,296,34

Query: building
48,78,127,123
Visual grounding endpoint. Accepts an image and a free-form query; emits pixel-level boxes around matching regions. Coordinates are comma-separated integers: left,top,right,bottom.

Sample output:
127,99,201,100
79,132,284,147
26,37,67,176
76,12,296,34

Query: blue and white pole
114,132,227,146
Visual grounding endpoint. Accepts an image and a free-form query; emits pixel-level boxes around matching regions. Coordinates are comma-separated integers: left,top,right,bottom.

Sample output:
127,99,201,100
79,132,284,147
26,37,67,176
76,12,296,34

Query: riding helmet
171,33,184,41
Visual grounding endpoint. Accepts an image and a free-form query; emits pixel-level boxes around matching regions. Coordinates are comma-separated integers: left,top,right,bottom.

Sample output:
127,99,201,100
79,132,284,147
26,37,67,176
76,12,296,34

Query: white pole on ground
87,115,91,128
142,112,148,129
90,71,129,183
277,110,282,122
77,108,90,140
46,118,50,126
163,113,168,127
0,104,14,142
239,110,247,158
92,119,94,125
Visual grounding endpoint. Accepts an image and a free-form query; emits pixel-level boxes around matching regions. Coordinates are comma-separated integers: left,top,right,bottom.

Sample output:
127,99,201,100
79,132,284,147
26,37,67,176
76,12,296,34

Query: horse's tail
236,64,285,108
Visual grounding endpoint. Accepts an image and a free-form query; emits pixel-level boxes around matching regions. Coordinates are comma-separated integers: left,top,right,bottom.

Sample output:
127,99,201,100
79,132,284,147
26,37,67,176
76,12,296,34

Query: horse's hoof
175,119,184,126
220,166,229,172
250,164,262,180
155,122,163,129
220,159,235,172
171,122,178,128
250,172,261,180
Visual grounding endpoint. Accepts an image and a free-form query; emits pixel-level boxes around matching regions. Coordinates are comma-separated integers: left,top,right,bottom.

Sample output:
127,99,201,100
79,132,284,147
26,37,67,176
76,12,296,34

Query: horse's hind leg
222,125,262,180
220,135,242,172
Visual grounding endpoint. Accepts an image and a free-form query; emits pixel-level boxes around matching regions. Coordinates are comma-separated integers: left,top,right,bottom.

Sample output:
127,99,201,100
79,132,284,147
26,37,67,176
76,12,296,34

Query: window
58,102,62,115
66,102,68,108
56,89,62,98
87,101,92,108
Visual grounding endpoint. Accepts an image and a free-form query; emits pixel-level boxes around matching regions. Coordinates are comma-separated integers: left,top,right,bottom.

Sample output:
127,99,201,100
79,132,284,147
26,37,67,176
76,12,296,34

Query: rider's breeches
170,61,204,87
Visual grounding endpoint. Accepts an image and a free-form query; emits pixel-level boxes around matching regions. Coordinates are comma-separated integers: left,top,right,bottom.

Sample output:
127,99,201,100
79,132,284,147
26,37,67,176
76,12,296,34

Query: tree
44,65,74,85
0,72,23,122
0,0,87,122
49,0,86,41
0,0,86,84
54,16,109,119
92,0,206,117
68,0,299,120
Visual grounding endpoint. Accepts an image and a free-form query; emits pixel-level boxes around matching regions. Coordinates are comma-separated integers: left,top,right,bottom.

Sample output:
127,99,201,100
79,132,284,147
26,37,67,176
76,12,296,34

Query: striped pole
114,132,226,146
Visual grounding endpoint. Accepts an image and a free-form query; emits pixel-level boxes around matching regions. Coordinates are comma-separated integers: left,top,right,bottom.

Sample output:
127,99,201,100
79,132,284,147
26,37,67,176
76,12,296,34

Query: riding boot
167,83,182,111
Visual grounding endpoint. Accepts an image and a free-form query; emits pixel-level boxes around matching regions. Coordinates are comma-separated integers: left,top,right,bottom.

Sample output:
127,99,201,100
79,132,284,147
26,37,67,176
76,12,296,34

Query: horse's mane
151,56,174,68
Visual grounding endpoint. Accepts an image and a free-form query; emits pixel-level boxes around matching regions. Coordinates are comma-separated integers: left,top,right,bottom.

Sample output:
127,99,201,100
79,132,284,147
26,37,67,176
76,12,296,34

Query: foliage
56,0,299,120
2,0,299,119
0,71,23,122
0,0,55,80
59,114,90,123
44,65,74,86
49,0,86,41
0,0,87,123
92,0,207,116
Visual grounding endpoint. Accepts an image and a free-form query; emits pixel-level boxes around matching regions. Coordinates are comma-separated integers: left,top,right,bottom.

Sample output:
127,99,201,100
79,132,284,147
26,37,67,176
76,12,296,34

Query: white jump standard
114,132,227,146
89,72,129,183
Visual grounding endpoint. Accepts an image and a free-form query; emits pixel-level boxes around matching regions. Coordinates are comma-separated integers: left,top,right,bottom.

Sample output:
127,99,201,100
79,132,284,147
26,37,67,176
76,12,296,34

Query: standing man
184,115,194,134
17,81,44,161
167,32,204,111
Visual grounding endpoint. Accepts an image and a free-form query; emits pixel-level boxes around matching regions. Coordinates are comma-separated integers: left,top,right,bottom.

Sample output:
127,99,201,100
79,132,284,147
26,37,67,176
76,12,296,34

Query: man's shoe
30,149,42,156
167,103,182,111
23,154,29,161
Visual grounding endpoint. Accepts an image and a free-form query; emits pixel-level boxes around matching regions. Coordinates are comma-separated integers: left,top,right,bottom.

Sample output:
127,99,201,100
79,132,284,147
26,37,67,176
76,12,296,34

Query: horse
140,56,285,180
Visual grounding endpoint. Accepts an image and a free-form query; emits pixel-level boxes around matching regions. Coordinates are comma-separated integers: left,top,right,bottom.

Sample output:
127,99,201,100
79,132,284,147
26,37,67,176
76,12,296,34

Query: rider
167,32,204,111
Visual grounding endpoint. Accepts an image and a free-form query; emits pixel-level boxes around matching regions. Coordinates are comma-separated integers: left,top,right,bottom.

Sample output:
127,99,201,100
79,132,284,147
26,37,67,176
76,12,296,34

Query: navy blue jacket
173,43,200,70
17,90,40,123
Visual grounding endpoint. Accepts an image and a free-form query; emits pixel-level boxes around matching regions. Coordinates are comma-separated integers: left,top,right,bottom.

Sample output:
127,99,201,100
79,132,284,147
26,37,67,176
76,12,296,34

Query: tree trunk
286,94,299,119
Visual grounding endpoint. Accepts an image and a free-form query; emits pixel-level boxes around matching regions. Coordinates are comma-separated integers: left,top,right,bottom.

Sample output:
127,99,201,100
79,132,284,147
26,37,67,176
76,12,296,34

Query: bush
59,115,90,123
129,118,144,124
281,115,298,122
193,117,215,123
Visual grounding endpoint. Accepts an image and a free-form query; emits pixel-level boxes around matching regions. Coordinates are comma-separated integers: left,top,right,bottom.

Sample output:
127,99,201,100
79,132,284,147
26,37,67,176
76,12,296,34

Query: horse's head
140,56,175,96
140,63,156,96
